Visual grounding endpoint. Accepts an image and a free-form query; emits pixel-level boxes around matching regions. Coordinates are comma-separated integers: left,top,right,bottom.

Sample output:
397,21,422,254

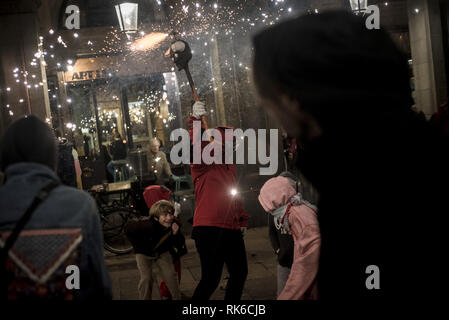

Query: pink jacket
259,176,320,300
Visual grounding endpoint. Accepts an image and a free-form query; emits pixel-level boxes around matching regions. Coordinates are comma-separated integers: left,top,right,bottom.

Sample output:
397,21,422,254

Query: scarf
269,193,317,239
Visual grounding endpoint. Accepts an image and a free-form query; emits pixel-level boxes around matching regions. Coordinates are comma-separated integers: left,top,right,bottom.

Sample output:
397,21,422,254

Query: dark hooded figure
253,11,449,300
54,128,77,187
1,116,58,172
0,116,112,300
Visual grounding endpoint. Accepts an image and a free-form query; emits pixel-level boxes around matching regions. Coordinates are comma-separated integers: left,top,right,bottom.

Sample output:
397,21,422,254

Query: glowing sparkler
130,32,168,51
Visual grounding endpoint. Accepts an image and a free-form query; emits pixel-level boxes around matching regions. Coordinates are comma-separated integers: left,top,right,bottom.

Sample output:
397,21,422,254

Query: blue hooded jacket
0,162,112,299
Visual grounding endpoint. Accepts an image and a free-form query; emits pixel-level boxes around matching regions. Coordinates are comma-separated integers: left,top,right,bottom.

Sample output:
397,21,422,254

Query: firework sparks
130,32,168,51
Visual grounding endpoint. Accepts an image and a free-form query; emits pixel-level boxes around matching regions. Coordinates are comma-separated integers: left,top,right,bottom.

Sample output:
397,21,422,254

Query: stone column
408,0,448,117
210,35,227,127
439,0,449,96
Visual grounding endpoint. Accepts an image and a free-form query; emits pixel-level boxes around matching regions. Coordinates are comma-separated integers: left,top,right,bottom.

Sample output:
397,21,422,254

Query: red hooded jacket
143,185,171,209
188,117,249,230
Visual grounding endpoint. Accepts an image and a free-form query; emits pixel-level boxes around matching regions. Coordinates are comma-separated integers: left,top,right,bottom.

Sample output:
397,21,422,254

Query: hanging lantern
349,0,368,14
115,2,138,34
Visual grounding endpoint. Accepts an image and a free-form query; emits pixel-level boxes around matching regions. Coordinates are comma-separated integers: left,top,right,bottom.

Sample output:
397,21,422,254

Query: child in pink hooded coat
259,176,320,300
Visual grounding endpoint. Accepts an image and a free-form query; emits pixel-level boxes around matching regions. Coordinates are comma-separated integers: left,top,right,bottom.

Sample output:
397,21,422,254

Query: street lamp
349,0,368,14
115,2,138,35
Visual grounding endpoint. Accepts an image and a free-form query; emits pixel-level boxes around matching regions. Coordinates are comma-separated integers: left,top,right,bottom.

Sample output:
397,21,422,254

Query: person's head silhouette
1,115,58,171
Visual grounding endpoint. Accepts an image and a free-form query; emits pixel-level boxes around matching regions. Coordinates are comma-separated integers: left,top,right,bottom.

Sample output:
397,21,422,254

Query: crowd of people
1,10,448,300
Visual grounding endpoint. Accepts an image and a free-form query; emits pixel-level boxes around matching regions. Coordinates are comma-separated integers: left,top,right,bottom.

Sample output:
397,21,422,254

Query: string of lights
0,0,419,131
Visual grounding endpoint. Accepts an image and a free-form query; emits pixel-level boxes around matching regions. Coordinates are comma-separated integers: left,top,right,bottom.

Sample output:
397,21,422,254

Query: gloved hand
172,222,179,235
192,101,207,119
240,227,247,236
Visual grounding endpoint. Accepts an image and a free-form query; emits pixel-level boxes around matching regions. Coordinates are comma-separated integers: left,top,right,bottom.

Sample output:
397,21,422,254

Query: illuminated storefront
2,0,444,227
63,56,181,145
41,1,184,187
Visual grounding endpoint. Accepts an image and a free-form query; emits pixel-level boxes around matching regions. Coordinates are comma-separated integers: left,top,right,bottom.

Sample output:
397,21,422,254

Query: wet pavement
105,226,277,300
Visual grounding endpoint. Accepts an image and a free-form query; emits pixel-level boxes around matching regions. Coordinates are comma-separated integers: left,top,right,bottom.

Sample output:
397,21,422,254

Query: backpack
0,182,83,300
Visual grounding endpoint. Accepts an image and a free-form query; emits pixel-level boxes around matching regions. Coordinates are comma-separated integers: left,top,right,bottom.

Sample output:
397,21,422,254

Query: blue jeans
107,160,129,182
106,161,114,177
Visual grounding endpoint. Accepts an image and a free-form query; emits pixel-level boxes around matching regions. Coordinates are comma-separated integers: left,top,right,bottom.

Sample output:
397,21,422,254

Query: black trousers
191,226,248,301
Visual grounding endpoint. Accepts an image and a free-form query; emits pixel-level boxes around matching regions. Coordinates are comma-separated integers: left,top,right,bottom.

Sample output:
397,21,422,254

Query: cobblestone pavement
105,226,277,300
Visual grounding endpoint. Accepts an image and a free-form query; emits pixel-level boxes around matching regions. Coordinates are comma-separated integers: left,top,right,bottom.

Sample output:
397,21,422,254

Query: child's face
155,211,174,228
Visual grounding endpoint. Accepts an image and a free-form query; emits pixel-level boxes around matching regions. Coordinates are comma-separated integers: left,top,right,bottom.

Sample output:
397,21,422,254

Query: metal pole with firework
165,33,209,133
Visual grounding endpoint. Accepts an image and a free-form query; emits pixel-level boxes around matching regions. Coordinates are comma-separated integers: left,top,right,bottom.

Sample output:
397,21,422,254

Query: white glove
192,101,207,119
240,227,247,236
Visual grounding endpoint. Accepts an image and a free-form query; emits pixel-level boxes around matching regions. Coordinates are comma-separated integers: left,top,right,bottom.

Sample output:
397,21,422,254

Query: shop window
122,73,178,148
66,84,99,158
95,81,125,146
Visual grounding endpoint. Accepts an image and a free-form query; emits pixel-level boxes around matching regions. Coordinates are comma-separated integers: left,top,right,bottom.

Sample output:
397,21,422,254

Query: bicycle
89,179,151,254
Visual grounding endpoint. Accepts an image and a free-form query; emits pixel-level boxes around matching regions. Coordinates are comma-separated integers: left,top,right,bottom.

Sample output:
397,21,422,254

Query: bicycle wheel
101,207,137,254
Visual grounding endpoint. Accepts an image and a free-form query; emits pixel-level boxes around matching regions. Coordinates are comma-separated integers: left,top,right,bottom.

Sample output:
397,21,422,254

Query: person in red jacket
188,101,249,301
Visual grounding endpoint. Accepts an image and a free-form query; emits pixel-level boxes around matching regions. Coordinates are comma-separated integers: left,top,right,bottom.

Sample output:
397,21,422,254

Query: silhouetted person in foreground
253,10,449,300
0,116,111,299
